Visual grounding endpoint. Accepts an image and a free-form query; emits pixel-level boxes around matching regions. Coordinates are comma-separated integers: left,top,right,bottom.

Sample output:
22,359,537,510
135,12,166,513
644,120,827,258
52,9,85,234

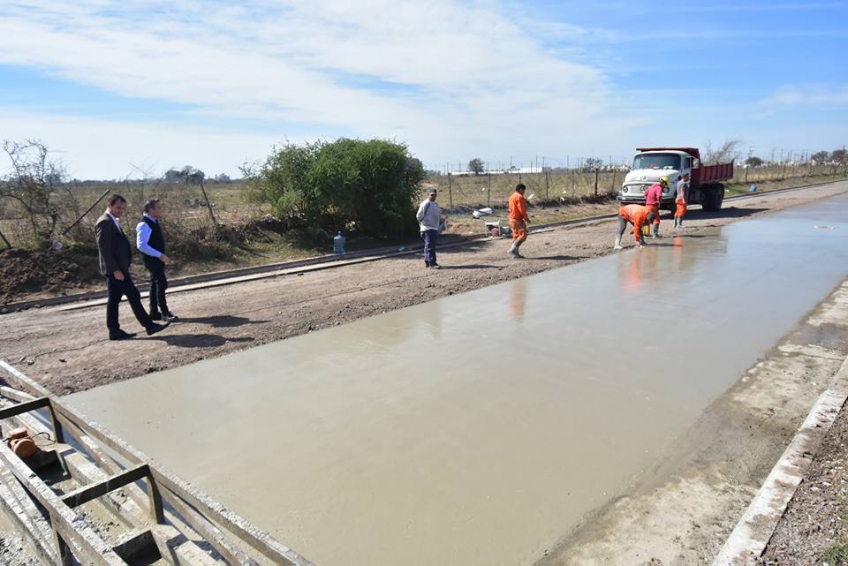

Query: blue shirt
136,214,163,258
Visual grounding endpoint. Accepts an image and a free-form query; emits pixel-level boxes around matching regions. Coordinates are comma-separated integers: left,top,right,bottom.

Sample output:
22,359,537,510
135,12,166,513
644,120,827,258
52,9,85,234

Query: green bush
245,138,424,240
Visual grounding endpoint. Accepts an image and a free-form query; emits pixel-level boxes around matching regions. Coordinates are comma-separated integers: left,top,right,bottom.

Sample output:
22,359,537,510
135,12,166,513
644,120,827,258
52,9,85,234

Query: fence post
611,169,617,196
545,170,549,202
448,174,453,210
487,173,491,208
594,168,599,197
198,181,218,225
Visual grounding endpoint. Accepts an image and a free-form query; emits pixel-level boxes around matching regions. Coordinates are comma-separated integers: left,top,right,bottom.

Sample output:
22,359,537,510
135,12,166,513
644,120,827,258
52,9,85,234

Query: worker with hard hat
644,176,668,238
615,204,657,250
673,173,689,228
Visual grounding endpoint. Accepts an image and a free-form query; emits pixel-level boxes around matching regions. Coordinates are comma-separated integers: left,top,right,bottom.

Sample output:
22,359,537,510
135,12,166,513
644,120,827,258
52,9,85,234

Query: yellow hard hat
660,176,669,186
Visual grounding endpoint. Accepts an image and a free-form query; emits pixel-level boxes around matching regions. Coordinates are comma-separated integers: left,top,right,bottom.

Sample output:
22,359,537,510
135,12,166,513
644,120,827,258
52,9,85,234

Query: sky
0,0,846,179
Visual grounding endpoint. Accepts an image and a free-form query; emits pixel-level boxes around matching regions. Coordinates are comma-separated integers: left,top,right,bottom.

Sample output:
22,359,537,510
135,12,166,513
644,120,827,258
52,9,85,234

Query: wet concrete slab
68,195,848,566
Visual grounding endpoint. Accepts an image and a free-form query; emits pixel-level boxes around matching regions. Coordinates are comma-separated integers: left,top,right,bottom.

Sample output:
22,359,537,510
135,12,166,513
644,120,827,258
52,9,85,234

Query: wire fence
424,162,848,212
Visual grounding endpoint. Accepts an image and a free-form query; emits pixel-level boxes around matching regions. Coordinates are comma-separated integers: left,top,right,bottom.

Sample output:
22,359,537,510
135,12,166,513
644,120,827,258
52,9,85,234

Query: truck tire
702,185,724,212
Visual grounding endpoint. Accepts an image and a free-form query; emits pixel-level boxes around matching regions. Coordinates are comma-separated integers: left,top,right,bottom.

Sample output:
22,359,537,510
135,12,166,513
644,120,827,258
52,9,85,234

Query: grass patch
822,542,848,565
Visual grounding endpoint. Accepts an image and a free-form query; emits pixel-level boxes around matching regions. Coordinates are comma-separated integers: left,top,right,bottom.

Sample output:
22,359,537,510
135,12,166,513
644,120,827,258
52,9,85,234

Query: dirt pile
0,248,101,304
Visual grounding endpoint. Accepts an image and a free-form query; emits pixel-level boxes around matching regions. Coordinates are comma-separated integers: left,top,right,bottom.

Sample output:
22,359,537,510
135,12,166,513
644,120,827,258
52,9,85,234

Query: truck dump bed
697,162,734,184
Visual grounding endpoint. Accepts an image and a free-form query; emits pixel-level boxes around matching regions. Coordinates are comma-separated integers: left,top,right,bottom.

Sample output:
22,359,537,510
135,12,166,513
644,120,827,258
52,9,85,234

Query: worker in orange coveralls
508,183,530,258
673,173,689,228
614,204,657,250
644,176,667,238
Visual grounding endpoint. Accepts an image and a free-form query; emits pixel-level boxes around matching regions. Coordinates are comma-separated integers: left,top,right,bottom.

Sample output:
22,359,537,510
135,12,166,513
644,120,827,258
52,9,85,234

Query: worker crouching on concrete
615,204,657,250
508,183,530,258
644,176,667,238
673,173,689,228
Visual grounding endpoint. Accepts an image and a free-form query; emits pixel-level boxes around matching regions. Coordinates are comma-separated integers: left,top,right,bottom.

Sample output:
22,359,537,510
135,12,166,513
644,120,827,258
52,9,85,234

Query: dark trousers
106,272,152,332
144,259,169,315
422,229,438,266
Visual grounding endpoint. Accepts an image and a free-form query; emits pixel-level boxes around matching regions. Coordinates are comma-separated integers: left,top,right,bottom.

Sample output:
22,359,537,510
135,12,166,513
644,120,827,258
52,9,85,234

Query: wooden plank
62,464,149,509
151,468,314,566
158,481,259,566
0,464,59,563
0,385,36,403
0,440,127,565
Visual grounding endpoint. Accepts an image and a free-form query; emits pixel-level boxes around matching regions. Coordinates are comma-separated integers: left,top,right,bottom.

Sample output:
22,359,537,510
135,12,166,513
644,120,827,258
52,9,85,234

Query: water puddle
68,196,848,566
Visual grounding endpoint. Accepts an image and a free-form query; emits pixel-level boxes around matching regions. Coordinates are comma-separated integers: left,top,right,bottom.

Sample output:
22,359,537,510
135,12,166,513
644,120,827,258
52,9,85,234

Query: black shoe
146,321,170,336
109,330,136,341
150,312,163,321
430,263,441,269
163,312,179,321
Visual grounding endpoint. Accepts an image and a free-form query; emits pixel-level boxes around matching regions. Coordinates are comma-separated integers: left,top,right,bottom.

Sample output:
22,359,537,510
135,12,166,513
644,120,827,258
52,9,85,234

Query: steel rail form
0,357,316,566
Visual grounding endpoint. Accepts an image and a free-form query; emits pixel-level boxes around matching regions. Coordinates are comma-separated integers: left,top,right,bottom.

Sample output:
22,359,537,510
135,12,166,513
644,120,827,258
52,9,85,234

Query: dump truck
618,147,734,212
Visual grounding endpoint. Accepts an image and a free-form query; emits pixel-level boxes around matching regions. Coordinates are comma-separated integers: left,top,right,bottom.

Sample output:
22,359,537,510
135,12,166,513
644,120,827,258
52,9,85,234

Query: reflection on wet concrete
69,196,848,566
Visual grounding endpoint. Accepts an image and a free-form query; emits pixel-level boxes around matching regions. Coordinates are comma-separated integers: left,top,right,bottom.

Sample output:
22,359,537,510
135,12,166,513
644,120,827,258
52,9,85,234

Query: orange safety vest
620,204,649,242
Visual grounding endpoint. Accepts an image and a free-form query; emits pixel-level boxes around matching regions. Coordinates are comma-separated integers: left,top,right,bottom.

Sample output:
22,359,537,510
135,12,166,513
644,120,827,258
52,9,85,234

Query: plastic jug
333,231,346,254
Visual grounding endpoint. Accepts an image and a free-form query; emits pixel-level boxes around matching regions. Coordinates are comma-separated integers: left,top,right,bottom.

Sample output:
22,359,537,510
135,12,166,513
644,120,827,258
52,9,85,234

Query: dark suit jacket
95,213,132,276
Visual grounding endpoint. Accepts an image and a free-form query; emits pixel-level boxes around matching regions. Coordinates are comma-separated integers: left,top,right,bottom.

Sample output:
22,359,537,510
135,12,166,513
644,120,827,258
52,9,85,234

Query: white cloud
0,0,642,176
0,109,287,179
759,85,848,108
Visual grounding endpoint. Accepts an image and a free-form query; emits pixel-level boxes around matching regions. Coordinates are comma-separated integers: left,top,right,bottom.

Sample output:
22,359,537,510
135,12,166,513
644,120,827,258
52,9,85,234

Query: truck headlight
622,187,629,194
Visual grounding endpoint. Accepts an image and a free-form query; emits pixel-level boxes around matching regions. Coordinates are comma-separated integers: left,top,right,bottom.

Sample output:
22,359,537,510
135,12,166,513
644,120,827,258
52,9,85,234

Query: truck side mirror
693,159,700,168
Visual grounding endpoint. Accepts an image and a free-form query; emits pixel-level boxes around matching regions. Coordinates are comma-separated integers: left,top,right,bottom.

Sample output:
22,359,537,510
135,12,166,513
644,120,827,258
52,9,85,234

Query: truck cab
618,150,691,209
618,147,732,212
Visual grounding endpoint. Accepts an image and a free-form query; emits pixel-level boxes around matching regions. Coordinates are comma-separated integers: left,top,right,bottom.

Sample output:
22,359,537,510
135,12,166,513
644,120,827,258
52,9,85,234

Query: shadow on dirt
148,334,255,348
176,315,268,328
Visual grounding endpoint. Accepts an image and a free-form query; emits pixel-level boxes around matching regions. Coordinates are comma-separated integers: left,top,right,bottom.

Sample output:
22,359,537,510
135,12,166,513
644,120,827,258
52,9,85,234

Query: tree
584,157,603,170
468,158,484,175
744,156,764,167
164,165,206,184
811,151,830,164
703,139,741,164
832,149,847,165
244,139,424,239
0,140,70,247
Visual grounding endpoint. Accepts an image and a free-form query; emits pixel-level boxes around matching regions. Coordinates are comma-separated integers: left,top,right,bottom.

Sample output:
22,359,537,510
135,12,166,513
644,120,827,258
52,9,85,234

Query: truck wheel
702,185,724,212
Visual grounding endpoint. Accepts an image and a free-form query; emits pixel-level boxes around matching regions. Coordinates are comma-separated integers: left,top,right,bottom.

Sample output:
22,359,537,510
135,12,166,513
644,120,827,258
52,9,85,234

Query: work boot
508,242,517,257
614,236,623,250
652,224,661,239
146,321,170,336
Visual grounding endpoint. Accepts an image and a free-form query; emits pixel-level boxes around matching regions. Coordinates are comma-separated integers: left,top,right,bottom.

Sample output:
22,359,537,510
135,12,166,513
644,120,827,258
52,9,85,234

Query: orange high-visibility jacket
620,204,650,243
509,192,528,222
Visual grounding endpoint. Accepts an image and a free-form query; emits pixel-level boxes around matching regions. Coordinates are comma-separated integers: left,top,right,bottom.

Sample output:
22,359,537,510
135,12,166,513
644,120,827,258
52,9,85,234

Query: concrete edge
2,178,845,314
712,354,848,565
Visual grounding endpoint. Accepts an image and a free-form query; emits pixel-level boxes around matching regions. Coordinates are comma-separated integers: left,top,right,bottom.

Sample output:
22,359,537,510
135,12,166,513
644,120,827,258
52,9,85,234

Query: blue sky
0,0,846,179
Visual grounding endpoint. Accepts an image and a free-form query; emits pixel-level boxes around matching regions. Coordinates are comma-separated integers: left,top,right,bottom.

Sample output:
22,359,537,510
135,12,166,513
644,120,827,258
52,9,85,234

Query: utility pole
745,146,754,183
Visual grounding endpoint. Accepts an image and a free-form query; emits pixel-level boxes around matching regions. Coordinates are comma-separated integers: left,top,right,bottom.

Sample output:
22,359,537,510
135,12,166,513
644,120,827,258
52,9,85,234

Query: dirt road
1,181,847,396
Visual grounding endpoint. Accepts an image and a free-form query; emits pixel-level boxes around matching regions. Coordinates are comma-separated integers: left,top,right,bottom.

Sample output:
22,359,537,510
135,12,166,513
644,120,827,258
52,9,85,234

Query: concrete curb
2,178,845,314
713,354,848,565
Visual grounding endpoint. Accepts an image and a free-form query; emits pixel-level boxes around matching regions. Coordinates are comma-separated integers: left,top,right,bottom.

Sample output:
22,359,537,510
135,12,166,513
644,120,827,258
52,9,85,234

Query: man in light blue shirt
416,188,441,269
137,199,177,321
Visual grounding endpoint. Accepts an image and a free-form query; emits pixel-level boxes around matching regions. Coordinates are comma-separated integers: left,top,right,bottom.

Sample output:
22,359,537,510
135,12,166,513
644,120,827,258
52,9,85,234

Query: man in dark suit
136,198,177,321
96,195,169,340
